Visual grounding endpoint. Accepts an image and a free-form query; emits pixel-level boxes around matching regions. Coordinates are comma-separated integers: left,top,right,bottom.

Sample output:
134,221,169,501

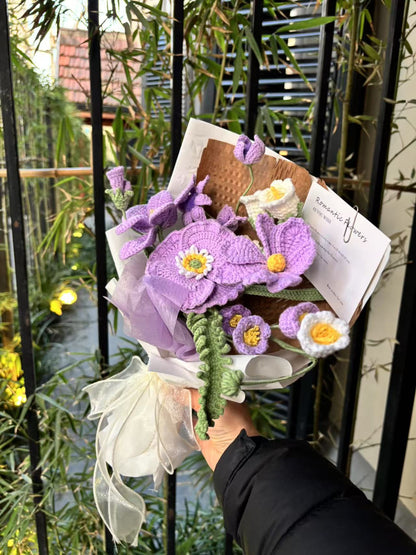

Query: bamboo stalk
337,0,360,196
0,167,413,194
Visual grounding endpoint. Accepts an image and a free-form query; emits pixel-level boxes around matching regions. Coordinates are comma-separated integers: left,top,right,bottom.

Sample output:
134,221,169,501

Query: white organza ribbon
84,357,198,545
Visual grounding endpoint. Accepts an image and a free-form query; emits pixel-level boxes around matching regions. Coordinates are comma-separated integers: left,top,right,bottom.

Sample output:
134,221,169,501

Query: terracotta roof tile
58,28,141,110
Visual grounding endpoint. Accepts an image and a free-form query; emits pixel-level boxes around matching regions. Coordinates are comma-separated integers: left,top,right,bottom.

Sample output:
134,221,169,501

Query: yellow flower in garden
0,351,21,381
50,299,63,316
58,288,78,305
8,385,27,406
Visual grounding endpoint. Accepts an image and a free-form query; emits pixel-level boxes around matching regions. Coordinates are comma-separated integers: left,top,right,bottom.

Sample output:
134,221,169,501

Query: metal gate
0,1,415,553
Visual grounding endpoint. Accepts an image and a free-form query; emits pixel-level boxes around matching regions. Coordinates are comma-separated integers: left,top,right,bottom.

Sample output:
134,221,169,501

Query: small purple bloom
279,302,319,339
174,175,212,226
106,166,132,192
232,315,271,355
224,214,316,294
220,304,252,335
217,205,247,231
145,219,257,313
234,135,265,165
116,190,178,259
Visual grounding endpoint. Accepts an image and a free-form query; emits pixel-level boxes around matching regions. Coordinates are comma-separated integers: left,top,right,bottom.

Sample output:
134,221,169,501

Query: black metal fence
0,0,415,553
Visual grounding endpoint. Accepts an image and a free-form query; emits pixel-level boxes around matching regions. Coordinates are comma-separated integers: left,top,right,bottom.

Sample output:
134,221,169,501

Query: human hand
189,389,259,471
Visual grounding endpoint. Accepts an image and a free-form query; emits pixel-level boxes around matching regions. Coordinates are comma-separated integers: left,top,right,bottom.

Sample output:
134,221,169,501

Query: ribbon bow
84,357,198,545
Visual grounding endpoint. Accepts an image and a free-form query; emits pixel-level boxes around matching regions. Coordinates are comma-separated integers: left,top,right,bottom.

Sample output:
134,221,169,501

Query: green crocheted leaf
244,284,324,301
186,309,232,440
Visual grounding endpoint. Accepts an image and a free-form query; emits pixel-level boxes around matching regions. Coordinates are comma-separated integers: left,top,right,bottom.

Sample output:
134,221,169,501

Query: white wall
353,9,416,518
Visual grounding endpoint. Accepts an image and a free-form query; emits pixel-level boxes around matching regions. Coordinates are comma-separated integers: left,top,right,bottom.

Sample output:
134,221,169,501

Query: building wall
352,8,416,518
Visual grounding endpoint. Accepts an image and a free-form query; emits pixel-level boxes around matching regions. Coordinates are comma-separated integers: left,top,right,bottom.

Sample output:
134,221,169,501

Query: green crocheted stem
186,310,232,440
244,284,324,301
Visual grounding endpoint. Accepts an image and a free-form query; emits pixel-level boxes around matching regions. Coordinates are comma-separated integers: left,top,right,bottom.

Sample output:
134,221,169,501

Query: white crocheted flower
175,245,214,280
239,192,264,221
297,311,350,358
239,178,299,221
258,178,299,220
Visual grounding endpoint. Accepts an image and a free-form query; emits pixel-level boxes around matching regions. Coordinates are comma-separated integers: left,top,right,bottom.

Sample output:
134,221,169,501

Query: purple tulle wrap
110,258,198,361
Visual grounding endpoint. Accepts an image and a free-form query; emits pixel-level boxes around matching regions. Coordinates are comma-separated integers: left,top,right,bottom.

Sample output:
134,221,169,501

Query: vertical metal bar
337,0,408,474
88,0,109,372
288,0,336,440
88,2,113,553
167,1,184,552
309,0,336,176
0,2,49,553
245,0,263,138
373,207,416,516
171,0,184,167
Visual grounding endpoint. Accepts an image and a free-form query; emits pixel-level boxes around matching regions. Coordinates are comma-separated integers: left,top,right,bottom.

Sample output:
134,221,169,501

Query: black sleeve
213,430,416,555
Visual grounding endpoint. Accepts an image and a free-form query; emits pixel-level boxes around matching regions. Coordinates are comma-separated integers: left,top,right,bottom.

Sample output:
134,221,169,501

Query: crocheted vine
186,309,232,440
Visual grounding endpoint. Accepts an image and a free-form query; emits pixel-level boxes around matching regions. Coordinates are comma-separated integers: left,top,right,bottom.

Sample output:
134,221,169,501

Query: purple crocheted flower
174,175,212,226
216,205,247,231
234,134,265,165
279,302,319,339
220,304,252,335
106,166,132,192
115,191,178,259
145,219,258,313
232,315,271,355
224,214,316,294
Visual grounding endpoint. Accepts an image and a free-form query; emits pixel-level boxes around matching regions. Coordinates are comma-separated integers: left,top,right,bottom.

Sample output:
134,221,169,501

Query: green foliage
186,310,231,440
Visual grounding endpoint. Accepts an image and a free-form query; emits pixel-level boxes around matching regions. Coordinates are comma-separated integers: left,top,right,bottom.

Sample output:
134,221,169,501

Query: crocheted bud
221,370,244,397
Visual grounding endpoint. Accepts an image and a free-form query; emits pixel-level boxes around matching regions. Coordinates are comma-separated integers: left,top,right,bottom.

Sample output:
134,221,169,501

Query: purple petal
106,166,125,190
273,218,316,275
279,302,319,339
233,135,252,164
255,213,276,256
232,315,271,355
265,272,302,293
242,268,270,287
224,235,264,264
174,176,196,207
220,304,252,335
194,193,212,207
116,204,149,234
217,205,247,231
119,228,157,259
190,282,245,314
195,175,210,194
245,135,265,165
146,228,215,311
234,134,265,165
148,191,177,228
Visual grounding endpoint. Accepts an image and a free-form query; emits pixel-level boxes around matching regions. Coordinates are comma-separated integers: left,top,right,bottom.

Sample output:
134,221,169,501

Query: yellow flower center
229,314,243,328
243,326,261,346
299,313,307,323
267,253,286,273
310,323,341,345
266,186,285,202
182,253,208,274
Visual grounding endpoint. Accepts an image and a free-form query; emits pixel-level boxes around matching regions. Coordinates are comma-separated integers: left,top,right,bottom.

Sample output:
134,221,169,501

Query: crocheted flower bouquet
84,120,352,545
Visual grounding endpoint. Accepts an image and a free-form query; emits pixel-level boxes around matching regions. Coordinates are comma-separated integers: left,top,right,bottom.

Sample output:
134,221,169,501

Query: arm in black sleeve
213,430,416,555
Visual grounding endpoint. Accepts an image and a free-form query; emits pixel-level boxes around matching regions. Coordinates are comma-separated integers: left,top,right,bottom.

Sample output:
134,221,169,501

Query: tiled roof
58,28,141,109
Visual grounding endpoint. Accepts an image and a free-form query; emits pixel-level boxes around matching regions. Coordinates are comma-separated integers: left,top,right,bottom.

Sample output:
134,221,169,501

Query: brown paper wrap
195,139,334,352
